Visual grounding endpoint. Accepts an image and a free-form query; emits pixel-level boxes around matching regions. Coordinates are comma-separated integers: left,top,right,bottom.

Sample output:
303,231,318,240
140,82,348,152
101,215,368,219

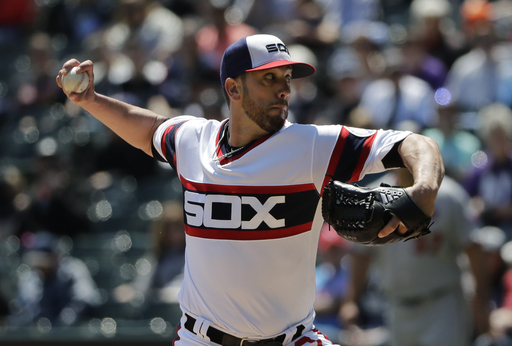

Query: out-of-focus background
1,0,512,345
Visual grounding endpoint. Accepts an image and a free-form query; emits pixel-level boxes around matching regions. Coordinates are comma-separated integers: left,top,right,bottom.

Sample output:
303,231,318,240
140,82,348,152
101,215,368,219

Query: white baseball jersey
152,116,410,338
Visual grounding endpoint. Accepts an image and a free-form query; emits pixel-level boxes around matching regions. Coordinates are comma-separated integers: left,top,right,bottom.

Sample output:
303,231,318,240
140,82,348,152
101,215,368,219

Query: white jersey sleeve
312,125,411,192
152,115,199,170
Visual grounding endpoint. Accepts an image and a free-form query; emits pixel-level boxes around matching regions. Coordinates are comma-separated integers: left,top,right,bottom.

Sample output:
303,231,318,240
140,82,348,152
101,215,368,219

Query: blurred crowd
2,0,512,344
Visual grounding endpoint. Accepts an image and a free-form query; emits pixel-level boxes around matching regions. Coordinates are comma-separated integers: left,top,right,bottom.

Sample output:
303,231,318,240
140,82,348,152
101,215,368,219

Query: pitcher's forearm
82,92,168,155
56,59,169,156
399,134,445,215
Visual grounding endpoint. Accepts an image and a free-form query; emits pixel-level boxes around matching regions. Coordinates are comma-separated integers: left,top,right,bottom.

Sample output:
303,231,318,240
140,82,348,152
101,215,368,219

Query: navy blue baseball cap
220,34,316,87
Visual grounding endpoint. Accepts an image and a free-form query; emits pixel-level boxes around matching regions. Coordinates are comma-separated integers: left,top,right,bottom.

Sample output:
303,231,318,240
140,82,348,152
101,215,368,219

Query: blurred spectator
400,33,448,90
315,46,365,126
194,0,256,81
156,17,204,109
18,155,91,237
63,0,114,42
113,200,186,305
317,0,381,39
100,0,184,108
423,103,481,181
445,0,512,114
501,241,512,311
244,0,299,33
409,0,467,69
474,308,512,346
345,22,389,84
15,32,65,111
380,0,414,25
245,0,339,71
339,169,490,345
357,47,437,130
463,103,512,237
105,0,183,62
0,165,26,237
474,240,512,345
287,44,321,124
8,231,101,327
313,223,351,341
27,0,113,54
80,29,115,96
472,226,508,309
281,0,338,49
26,32,63,104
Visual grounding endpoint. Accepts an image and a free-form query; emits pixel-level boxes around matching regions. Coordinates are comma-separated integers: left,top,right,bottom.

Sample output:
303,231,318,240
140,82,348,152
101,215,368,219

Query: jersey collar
213,120,272,165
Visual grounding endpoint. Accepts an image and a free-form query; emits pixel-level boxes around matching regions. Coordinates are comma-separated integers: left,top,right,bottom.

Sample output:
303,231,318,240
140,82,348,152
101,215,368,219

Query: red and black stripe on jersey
157,119,189,170
181,176,320,241
322,127,377,191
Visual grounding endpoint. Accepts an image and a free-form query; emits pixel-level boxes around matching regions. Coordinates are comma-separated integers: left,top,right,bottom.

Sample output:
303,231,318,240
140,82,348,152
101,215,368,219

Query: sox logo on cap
266,43,289,54
220,34,316,86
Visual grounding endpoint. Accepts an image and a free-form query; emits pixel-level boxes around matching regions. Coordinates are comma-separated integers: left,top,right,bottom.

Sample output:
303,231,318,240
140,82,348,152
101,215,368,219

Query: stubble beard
241,86,287,134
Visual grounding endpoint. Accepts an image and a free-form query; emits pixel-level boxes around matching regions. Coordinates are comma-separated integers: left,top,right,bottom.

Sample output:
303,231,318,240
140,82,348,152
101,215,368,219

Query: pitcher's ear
225,77,241,101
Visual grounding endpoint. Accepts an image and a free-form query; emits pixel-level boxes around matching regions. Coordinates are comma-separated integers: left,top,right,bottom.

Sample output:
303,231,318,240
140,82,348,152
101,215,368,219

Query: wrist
79,91,101,111
406,182,439,216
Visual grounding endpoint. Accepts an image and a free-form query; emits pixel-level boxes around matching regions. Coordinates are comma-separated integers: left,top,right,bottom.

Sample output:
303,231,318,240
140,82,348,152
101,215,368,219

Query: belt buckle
240,339,261,346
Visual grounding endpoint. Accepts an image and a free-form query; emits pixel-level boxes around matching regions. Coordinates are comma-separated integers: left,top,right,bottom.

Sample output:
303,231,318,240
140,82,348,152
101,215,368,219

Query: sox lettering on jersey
181,177,319,240
184,191,285,229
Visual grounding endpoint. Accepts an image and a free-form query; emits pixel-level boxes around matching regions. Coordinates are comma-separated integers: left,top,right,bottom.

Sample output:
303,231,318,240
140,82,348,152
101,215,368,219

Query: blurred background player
339,168,490,346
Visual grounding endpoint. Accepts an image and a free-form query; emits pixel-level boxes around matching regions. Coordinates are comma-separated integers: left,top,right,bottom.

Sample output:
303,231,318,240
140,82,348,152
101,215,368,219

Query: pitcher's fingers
378,216,400,238
77,60,93,71
62,58,80,71
57,59,81,90
76,60,94,88
55,74,63,88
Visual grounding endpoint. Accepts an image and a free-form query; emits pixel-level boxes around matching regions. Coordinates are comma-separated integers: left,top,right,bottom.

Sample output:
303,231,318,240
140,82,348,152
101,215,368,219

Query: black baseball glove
321,179,432,246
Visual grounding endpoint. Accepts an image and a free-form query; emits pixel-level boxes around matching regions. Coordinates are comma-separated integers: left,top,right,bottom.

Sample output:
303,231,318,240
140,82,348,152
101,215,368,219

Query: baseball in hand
62,66,89,94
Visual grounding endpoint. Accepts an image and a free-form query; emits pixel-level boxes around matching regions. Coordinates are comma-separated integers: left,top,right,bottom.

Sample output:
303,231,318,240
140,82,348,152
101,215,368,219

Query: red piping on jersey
185,222,313,241
172,326,181,346
321,126,349,194
181,176,316,194
214,120,227,161
349,131,377,182
217,120,226,142
161,123,179,167
219,133,272,165
214,120,273,165
161,126,173,158
295,336,323,346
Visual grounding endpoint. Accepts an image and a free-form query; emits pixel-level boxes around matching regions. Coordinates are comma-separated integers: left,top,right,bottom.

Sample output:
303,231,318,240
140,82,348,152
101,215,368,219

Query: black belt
396,286,452,307
184,314,305,346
